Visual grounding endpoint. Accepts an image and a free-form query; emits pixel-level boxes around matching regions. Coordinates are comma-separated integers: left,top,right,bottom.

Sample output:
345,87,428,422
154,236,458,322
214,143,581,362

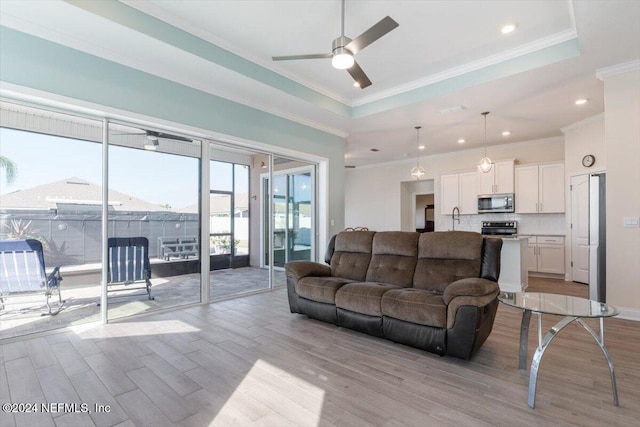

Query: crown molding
120,0,351,106
595,60,640,81
560,113,605,134
351,28,578,107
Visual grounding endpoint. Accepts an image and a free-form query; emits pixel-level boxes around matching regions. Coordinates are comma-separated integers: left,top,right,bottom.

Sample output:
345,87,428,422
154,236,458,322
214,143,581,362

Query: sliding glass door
263,162,315,270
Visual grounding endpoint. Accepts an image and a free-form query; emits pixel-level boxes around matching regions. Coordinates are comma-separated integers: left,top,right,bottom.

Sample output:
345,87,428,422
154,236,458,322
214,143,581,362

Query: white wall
345,137,565,233
563,115,606,175
602,69,640,316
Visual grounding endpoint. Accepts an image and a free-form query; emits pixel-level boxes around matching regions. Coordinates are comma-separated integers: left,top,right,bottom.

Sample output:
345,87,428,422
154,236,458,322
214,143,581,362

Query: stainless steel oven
481,221,518,236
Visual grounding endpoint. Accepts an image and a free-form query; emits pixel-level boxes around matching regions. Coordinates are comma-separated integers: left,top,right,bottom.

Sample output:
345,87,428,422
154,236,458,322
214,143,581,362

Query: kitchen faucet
452,206,460,231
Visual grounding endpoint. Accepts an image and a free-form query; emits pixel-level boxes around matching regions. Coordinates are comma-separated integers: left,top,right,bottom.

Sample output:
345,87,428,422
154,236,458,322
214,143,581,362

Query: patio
0,267,286,340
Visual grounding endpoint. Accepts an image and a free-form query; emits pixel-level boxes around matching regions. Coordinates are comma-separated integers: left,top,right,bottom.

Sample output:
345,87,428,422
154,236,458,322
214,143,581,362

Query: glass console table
498,292,619,408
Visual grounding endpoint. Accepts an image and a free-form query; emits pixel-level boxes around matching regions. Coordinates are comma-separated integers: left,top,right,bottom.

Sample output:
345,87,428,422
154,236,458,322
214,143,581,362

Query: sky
0,128,248,209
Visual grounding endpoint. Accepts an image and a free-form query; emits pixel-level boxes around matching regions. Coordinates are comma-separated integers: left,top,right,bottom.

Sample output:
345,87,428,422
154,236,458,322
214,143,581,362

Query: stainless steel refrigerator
589,173,606,302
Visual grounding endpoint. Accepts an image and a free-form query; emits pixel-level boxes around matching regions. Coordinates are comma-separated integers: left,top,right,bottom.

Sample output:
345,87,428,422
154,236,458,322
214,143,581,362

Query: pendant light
410,126,426,179
477,111,493,173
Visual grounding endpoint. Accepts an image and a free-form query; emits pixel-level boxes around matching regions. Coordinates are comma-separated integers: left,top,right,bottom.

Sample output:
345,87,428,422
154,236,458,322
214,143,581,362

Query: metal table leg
527,315,577,408
519,309,532,370
526,315,618,409
577,317,619,406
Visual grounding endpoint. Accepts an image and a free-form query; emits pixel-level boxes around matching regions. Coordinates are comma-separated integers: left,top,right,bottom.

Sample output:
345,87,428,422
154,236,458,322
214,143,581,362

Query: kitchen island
491,236,528,292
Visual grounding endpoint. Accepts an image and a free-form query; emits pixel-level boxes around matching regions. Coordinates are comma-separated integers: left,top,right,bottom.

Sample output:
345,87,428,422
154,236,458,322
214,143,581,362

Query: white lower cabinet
522,235,565,275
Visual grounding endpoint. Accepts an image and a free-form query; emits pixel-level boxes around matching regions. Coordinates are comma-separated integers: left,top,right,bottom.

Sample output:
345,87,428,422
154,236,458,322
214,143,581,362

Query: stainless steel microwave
477,193,515,213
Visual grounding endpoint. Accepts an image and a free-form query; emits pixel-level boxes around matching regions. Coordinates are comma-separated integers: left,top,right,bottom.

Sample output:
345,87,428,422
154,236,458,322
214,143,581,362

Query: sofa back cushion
330,231,376,281
413,231,483,293
365,232,419,287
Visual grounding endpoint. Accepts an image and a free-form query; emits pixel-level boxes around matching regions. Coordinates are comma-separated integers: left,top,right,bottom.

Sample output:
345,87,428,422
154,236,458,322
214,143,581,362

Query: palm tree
0,155,17,184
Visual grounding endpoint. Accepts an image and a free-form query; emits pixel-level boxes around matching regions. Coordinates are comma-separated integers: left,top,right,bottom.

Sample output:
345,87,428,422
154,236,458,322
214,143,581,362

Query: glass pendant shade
410,125,425,180
477,111,493,173
410,165,426,179
478,156,493,173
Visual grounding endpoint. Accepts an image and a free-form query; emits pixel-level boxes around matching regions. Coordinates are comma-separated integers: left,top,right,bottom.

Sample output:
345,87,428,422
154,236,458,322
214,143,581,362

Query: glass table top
498,292,619,318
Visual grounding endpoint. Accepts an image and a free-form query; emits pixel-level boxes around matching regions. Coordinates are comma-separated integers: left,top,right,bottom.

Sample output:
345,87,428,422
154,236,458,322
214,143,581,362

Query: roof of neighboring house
0,177,165,212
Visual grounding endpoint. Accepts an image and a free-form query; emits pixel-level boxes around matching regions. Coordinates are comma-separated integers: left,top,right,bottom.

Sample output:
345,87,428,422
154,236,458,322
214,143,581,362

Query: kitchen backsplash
436,213,566,235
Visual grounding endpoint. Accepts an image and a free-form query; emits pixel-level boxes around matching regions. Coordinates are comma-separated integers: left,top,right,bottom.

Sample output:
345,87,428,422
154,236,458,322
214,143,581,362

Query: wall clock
582,154,596,168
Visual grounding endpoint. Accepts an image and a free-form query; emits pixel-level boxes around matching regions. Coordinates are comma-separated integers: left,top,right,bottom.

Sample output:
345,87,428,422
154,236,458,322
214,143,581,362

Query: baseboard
528,272,565,279
616,307,640,322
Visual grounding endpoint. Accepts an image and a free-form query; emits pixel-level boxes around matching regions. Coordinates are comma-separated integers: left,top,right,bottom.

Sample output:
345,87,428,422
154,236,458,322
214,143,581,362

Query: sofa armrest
444,278,500,329
442,278,499,305
285,261,331,282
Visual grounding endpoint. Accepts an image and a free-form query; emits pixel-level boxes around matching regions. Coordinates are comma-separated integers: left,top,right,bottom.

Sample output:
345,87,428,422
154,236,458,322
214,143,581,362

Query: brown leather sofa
285,230,502,359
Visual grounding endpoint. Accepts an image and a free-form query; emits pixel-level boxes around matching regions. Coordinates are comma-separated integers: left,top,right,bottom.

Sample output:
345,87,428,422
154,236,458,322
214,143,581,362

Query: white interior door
571,174,590,283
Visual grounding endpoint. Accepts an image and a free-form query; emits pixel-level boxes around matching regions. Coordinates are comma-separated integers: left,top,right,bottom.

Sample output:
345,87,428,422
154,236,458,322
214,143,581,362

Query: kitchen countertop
514,234,565,237
482,234,564,240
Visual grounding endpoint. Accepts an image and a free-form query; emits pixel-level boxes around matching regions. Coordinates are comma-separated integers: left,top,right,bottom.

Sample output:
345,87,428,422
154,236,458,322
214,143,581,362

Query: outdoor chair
0,239,64,315
107,237,154,301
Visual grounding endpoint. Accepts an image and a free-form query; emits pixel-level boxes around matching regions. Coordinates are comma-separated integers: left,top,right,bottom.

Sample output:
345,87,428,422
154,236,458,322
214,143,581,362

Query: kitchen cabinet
440,171,478,215
515,162,565,213
522,235,565,275
479,159,514,194
441,173,459,215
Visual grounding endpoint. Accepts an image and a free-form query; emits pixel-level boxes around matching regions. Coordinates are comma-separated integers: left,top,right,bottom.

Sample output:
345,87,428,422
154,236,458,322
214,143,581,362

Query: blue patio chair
0,239,64,315
107,237,154,301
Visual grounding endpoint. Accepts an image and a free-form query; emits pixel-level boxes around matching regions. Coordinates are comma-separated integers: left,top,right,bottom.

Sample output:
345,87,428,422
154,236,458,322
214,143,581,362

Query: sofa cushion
330,231,376,281
366,231,419,287
335,282,401,317
413,231,483,292
296,276,355,304
381,288,447,328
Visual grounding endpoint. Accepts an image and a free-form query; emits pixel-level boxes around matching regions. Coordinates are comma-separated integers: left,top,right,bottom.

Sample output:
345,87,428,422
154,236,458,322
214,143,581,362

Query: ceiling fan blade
345,16,399,54
272,53,333,61
347,61,372,89
151,131,193,143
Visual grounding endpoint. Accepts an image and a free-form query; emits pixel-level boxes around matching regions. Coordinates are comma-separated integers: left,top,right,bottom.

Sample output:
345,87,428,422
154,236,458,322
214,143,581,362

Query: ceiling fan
272,0,399,89
112,130,193,151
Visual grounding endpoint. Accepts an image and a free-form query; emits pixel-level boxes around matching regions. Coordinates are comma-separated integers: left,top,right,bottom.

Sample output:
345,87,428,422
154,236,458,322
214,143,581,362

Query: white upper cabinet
478,160,514,194
441,173,459,215
458,171,479,215
440,171,478,215
515,162,565,213
514,165,539,213
538,163,565,213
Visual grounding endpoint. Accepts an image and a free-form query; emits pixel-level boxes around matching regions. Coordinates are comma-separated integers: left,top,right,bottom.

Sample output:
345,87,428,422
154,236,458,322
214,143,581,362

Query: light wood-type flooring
1,277,638,427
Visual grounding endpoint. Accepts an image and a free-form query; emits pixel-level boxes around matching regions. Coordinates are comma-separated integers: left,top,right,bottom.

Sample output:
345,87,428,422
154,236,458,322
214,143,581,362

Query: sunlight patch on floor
214,359,326,427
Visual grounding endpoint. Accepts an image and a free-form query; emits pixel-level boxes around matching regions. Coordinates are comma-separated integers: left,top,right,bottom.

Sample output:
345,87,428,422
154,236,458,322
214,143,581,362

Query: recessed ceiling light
575,98,588,105
418,145,425,150
502,131,511,136
353,81,360,88
458,139,465,144
501,24,517,34
439,105,465,114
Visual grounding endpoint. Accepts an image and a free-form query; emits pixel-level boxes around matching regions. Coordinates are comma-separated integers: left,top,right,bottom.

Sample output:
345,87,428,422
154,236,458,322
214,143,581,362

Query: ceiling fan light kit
272,0,398,89
144,139,159,151
331,36,355,69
